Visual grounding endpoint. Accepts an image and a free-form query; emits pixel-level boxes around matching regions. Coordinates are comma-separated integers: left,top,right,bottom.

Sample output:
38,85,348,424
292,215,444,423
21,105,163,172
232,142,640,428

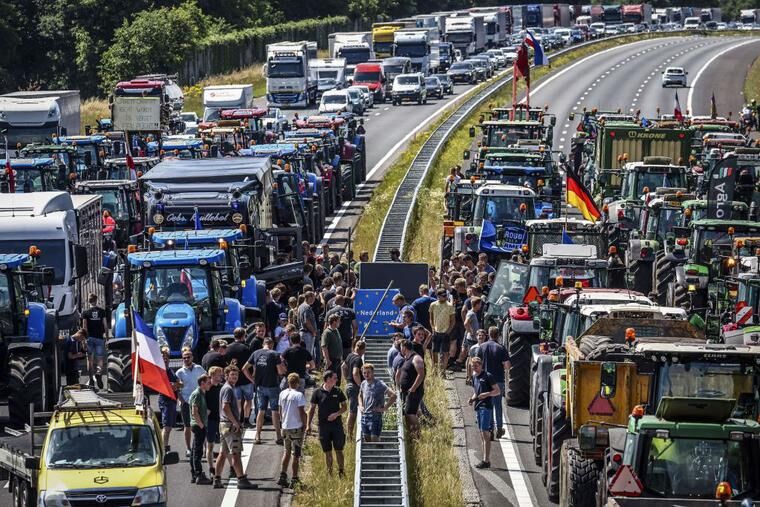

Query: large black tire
629,260,653,296
653,252,674,305
668,281,689,309
506,327,534,407
533,392,545,465
585,343,630,361
8,350,45,428
546,390,569,501
107,349,133,392
578,334,614,357
560,440,599,507
441,236,453,263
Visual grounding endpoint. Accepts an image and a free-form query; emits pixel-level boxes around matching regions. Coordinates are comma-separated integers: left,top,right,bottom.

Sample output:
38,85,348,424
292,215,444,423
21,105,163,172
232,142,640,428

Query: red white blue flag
524,30,549,66
133,310,176,400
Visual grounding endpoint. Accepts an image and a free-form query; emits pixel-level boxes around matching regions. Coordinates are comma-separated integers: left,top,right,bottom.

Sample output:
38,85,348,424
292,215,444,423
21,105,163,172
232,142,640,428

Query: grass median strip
744,55,760,104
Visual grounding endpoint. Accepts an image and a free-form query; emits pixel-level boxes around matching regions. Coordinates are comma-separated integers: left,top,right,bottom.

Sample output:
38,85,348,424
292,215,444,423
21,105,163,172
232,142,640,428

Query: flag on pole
524,30,549,66
126,151,137,181
132,310,176,400
674,91,684,122
562,229,575,244
5,159,14,193
567,169,601,222
514,43,531,85
710,92,717,119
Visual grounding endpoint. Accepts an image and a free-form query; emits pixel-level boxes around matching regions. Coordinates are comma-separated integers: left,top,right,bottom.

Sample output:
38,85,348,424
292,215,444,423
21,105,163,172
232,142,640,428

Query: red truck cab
352,62,386,103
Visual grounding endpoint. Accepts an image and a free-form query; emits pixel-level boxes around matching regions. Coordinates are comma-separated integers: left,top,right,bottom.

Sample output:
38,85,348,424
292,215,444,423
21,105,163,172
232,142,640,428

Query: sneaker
190,475,197,484
213,477,223,489
275,438,284,445
490,430,495,441
474,461,491,469
96,376,104,390
290,477,300,489
338,469,345,478
209,466,215,477
496,428,505,439
277,473,289,487
185,449,191,458
237,476,258,490
196,473,213,485
229,469,236,479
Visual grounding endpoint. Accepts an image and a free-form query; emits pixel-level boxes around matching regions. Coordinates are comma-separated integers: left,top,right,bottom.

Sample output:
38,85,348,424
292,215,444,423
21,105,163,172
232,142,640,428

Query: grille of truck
65,487,137,507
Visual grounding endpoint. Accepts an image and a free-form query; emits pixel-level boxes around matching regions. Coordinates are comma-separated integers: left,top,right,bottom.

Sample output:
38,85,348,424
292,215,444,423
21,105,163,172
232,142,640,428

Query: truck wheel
107,349,133,392
653,252,674,305
668,281,688,309
506,327,534,407
563,440,599,507
18,480,33,507
547,390,569,501
629,260,653,296
533,392,545,465
8,350,45,428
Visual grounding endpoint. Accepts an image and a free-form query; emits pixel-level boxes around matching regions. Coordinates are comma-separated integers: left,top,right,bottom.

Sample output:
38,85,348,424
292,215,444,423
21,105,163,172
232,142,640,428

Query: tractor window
136,267,214,324
0,273,14,336
486,261,529,308
641,436,757,499
632,171,685,197
474,195,535,225
656,362,754,411
529,266,607,290
653,208,683,239
14,169,45,193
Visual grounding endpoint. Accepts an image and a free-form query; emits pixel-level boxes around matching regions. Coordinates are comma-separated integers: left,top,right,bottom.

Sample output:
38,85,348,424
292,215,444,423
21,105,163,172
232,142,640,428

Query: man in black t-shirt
265,288,284,337
468,356,501,469
325,296,358,359
201,339,227,371
281,333,314,393
243,338,283,445
225,328,253,427
82,293,108,388
306,370,347,477
342,340,365,437
64,330,87,385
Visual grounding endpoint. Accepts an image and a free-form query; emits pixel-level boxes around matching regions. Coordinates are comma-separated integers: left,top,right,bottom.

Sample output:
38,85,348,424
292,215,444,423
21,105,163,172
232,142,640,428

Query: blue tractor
0,253,58,427
108,249,245,391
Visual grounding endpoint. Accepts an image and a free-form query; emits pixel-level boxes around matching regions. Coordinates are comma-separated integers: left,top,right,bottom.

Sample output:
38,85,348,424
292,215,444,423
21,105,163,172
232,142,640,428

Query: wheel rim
20,482,29,507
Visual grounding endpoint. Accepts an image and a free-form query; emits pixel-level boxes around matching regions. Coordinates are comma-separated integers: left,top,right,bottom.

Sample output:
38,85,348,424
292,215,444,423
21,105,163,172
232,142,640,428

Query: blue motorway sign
355,288,400,337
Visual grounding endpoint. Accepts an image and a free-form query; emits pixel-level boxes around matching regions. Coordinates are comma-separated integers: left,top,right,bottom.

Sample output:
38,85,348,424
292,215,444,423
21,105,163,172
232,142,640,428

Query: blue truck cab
0,158,63,193
148,137,204,159
112,249,243,365
55,135,107,174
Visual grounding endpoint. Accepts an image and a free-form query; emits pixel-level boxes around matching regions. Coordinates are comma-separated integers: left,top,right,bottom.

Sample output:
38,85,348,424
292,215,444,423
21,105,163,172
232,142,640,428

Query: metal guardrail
371,32,686,262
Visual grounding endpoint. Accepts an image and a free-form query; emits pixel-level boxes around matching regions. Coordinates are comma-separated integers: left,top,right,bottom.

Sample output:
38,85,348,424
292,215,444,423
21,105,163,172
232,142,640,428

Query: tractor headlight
182,326,194,350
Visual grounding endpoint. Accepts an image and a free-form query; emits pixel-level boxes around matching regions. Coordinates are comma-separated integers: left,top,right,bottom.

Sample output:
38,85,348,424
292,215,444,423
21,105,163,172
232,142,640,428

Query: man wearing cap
274,313,290,354
389,294,416,332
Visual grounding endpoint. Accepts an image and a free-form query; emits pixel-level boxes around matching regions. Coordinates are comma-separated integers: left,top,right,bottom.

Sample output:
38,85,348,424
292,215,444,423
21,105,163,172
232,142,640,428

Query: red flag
673,91,684,122
126,151,137,180
514,43,530,85
5,159,14,193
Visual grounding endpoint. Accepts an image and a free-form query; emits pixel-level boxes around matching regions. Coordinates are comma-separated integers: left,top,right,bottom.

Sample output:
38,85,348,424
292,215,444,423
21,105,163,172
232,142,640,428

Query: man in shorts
213,365,256,489
306,370,347,477
358,363,396,442
468,357,501,469
395,340,425,437
205,366,224,478
343,340,365,437
278,373,307,488
225,327,253,426
176,348,206,458
243,337,283,445
428,288,455,371
82,293,108,388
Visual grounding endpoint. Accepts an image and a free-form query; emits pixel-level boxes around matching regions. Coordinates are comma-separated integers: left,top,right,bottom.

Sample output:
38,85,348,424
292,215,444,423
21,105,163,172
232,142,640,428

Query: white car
553,28,572,45
180,111,198,135
661,67,687,87
319,90,363,115
263,107,288,132
349,85,374,109
485,49,507,68
683,17,702,30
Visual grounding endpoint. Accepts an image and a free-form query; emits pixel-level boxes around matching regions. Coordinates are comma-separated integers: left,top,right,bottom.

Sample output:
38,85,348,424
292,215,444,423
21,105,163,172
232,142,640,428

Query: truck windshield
0,239,66,284
641,436,758,499
529,266,606,289
13,169,47,192
395,76,419,85
354,72,380,82
338,47,370,64
384,65,404,74
318,70,339,80
267,60,304,78
474,195,535,224
134,266,220,325
395,44,428,58
46,424,157,469
447,32,473,43
322,95,347,105
656,362,754,406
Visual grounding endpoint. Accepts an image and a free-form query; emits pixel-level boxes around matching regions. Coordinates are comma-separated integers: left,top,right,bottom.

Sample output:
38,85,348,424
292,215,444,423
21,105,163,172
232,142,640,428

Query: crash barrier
180,16,359,84
372,32,688,262
353,336,410,507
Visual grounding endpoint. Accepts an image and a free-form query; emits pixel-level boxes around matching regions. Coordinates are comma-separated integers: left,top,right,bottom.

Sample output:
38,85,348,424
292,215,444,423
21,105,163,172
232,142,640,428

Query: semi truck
700,7,721,23
522,4,571,28
393,29,432,75
445,14,485,57
309,58,347,98
372,22,413,58
201,84,254,122
0,192,102,332
265,41,318,108
0,91,80,148
622,4,652,25
741,9,760,25
328,32,374,81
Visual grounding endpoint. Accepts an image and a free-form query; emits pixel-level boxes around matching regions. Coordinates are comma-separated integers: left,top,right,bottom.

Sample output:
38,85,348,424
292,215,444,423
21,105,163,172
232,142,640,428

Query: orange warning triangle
522,286,542,304
608,464,643,497
587,393,615,416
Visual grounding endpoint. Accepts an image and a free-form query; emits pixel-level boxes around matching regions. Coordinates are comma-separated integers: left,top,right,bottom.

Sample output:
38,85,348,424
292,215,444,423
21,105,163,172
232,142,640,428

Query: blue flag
193,207,202,231
562,229,574,244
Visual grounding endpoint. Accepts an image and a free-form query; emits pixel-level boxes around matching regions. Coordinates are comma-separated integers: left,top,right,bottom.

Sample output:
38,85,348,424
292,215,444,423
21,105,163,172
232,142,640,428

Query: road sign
113,97,161,131
608,464,643,497
355,288,400,337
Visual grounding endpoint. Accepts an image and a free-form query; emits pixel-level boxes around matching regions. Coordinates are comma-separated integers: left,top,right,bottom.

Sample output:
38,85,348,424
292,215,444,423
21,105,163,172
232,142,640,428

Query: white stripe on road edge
499,397,535,507
687,38,760,115
220,428,256,507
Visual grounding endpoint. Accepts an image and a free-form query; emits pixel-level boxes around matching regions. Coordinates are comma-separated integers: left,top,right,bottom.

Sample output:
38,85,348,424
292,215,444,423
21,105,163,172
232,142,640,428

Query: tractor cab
55,135,107,174
75,180,142,248
149,136,204,159
101,156,159,180
20,144,82,182
526,218,606,260
0,158,64,193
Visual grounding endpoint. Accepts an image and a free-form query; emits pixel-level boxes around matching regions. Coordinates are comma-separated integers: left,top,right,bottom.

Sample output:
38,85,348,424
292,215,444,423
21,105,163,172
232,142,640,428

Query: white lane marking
499,397,535,507
468,449,521,506
562,130,567,135
374,112,381,116
383,107,390,111
687,38,760,114
220,428,257,506
560,138,566,142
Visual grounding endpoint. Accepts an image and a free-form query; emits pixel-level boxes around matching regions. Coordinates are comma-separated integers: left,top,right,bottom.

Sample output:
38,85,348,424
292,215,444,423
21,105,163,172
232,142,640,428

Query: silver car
661,67,687,87
348,85,374,109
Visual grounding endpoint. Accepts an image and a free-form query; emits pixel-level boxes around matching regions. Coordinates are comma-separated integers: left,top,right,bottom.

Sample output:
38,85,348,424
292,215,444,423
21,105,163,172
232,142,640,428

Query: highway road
455,34,760,507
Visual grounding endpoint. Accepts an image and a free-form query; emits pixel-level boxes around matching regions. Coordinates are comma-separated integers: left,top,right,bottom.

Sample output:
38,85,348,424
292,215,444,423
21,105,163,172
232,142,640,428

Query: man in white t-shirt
278,373,307,488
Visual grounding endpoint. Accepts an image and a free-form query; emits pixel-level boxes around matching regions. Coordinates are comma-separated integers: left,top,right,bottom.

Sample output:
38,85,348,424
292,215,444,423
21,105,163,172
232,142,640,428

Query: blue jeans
492,382,505,430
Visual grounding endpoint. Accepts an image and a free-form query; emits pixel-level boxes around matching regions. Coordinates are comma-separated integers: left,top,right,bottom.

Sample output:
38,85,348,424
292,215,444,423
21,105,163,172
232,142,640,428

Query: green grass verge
744,55,760,105
293,438,355,507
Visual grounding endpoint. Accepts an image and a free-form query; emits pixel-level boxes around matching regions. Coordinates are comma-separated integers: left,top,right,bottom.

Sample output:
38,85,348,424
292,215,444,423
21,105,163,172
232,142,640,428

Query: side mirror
469,126,476,138
97,266,112,285
39,267,55,285
600,362,617,399
462,150,470,160
164,451,180,466
73,245,88,278
568,112,575,121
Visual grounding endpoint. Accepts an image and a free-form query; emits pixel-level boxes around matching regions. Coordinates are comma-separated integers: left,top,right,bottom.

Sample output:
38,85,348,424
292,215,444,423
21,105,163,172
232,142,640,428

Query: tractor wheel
8,350,45,428
668,281,689,309
561,440,599,507
629,260,653,296
653,252,674,305
506,327,534,407
546,389,569,501
533,392,545,465
107,348,133,392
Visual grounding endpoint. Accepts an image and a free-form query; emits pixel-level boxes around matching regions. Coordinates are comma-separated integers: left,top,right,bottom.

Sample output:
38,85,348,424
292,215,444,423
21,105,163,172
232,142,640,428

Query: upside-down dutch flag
566,169,601,222
674,91,684,122
133,310,176,399
524,30,549,66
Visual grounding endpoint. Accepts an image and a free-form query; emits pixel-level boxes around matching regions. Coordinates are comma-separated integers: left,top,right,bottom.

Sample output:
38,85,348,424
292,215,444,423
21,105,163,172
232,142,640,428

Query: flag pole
130,307,145,413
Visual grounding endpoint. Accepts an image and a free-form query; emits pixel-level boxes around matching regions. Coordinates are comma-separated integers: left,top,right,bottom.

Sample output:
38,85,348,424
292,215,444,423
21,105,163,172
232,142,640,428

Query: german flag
567,169,601,222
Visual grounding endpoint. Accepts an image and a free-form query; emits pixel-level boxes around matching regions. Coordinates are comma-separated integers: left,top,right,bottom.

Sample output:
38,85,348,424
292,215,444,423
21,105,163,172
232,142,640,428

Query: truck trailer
0,91,80,148
622,4,652,25
309,58,347,98
328,32,374,81
265,41,318,108
201,85,254,122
